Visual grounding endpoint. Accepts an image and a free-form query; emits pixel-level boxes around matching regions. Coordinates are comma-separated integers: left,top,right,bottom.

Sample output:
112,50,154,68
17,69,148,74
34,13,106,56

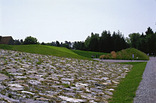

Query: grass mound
0,44,87,59
72,49,107,58
100,48,149,60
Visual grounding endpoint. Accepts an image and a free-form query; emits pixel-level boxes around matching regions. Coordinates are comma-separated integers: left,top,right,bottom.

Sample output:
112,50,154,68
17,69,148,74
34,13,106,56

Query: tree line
13,27,156,55
128,27,156,55
74,31,128,52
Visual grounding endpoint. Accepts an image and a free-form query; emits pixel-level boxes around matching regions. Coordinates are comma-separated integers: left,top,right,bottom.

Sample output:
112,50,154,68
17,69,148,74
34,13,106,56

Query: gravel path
133,57,156,103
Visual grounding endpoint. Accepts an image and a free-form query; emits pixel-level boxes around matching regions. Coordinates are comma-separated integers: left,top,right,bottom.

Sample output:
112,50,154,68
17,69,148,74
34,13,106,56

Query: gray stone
0,73,9,81
28,80,41,85
59,96,86,102
8,84,24,91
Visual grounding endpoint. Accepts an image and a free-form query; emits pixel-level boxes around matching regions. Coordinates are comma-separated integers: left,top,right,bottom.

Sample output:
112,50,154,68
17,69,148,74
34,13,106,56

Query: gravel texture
134,57,156,103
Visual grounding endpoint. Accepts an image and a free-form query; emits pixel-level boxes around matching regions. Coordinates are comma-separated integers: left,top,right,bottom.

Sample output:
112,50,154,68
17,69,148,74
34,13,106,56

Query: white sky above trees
0,0,156,42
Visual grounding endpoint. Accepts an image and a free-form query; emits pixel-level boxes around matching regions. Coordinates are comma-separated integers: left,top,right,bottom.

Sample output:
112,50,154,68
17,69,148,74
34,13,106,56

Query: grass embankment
72,49,107,58
109,62,147,103
100,48,149,60
0,44,87,59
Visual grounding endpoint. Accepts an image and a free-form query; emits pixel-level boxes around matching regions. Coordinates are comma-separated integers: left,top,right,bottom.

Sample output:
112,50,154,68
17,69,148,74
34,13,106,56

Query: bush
100,48,149,60
111,51,117,59
100,55,105,59
24,36,38,45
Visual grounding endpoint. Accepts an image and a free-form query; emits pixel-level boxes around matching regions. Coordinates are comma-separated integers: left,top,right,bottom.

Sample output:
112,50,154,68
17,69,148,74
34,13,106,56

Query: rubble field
0,49,132,103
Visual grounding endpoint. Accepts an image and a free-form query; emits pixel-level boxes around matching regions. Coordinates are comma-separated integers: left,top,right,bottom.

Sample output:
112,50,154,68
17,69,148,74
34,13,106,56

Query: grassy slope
0,44,87,59
100,48,149,60
116,48,149,60
109,62,147,103
72,49,107,58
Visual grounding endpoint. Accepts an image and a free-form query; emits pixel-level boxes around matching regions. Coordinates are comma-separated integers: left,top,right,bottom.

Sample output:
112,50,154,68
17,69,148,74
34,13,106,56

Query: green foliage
83,31,128,52
100,48,149,60
73,30,128,52
72,49,107,58
109,62,147,103
0,44,87,59
129,27,156,55
129,33,140,49
24,36,38,45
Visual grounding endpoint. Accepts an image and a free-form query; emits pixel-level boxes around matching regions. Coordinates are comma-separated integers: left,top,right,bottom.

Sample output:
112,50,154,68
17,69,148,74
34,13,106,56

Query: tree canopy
24,36,38,45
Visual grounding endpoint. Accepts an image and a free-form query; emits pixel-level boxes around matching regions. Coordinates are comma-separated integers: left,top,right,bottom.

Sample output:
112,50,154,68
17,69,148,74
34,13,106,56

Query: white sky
0,0,156,42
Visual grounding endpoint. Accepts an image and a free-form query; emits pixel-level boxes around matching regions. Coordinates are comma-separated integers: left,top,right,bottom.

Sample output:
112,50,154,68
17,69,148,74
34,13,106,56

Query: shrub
111,51,117,59
100,55,105,59
24,36,38,45
99,48,149,60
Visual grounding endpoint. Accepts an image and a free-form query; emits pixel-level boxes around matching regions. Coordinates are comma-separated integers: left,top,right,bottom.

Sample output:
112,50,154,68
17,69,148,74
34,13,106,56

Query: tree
84,33,99,51
112,31,127,51
129,33,141,49
145,27,156,55
14,39,21,45
73,41,86,50
20,39,24,45
24,36,38,45
99,31,111,52
145,27,154,35
56,41,60,47
41,42,45,45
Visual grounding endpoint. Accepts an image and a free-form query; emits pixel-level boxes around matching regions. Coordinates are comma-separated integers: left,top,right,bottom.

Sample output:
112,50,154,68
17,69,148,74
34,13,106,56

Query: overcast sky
0,0,156,42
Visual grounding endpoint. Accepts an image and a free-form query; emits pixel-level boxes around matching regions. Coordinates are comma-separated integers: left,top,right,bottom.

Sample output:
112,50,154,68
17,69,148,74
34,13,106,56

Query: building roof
0,36,14,45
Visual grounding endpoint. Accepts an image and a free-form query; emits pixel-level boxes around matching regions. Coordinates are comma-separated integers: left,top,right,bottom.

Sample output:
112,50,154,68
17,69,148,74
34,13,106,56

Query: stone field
0,49,132,103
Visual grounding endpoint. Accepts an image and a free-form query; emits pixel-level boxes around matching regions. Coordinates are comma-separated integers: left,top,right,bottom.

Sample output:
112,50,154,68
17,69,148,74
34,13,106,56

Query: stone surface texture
0,49,132,103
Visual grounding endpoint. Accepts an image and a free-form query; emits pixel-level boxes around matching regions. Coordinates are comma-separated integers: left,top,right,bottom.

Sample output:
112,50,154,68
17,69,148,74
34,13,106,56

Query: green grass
0,44,87,59
109,62,147,103
100,48,149,60
72,49,107,58
0,44,108,59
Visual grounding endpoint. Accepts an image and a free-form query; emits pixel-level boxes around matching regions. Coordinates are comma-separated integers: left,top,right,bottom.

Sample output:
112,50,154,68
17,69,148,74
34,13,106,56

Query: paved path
133,57,156,103
94,58,148,63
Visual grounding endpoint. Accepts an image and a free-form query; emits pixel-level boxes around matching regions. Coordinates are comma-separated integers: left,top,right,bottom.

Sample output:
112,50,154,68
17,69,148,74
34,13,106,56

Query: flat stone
105,91,113,95
36,97,49,101
28,80,41,85
21,91,35,95
8,84,24,91
21,99,48,103
90,88,103,92
63,88,73,91
0,85,5,89
62,81,70,85
0,94,20,102
10,73,23,76
107,88,114,91
64,92,75,97
0,73,9,81
75,83,88,88
61,78,74,82
15,76,27,79
101,77,109,80
59,96,86,102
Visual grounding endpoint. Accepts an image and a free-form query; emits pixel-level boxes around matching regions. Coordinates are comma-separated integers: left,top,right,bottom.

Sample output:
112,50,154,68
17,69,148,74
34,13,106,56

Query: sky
0,0,156,42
